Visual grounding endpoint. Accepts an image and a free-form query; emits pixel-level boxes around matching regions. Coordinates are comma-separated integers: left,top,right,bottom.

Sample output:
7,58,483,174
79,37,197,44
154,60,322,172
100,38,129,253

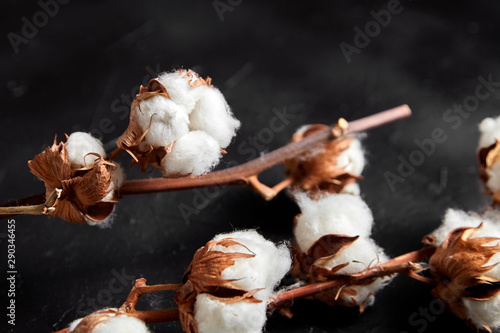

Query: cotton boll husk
157,70,209,111
335,137,365,176
194,293,267,333
102,164,125,202
65,132,106,167
463,296,500,330
294,193,374,253
91,315,150,333
486,161,500,193
134,95,190,147
212,230,292,301
162,131,222,176
189,88,241,148
479,116,500,149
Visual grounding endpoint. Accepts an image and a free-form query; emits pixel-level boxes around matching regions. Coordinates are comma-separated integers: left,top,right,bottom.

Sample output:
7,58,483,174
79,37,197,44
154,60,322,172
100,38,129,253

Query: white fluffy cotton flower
65,132,107,167
119,69,240,177
293,193,390,308
68,308,149,333
183,230,291,333
427,208,500,331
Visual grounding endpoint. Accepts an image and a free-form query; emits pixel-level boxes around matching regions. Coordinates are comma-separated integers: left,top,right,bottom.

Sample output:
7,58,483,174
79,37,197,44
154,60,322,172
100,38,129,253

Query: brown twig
268,246,436,310
118,105,411,196
0,189,60,216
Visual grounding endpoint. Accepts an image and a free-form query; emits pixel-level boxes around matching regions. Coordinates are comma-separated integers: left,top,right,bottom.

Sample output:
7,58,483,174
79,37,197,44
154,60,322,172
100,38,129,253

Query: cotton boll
134,95,190,147
92,315,150,333
102,164,125,202
157,70,210,111
189,88,241,148
212,229,292,301
294,193,374,253
479,116,500,149
65,132,106,167
340,277,390,307
162,131,222,176
463,296,500,330
194,293,267,333
335,137,365,176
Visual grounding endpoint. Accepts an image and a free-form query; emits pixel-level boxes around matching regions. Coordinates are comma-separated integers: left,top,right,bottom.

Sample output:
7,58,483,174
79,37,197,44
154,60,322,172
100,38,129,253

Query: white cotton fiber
340,182,361,196
134,95,190,148
189,88,241,148
65,132,106,167
336,137,365,176
68,309,149,333
162,131,222,176
212,229,292,301
102,164,125,202
157,70,210,112
91,315,149,333
294,193,374,253
194,293,267,333
463,296,500,331
479,116,500,149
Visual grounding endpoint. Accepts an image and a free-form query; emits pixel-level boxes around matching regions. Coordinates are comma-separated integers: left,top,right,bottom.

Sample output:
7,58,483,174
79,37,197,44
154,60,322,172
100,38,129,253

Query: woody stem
120,278,182,312
268,246,436,310
118,105,411,196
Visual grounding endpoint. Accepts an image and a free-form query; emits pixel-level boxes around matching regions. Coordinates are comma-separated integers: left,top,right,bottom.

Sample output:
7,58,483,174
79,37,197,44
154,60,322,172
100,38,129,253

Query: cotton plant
28,132,123,225
116,69,240,177
290,193,391,310
424,208,500,332
175,230,292,333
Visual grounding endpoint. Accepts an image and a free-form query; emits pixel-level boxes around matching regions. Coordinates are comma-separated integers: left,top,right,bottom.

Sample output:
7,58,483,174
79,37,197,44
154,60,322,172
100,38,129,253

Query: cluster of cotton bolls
426,208,500,331
119,69,240,177
478,115,500,200
68,308,149,333
292,193,390,309
179,230,292,333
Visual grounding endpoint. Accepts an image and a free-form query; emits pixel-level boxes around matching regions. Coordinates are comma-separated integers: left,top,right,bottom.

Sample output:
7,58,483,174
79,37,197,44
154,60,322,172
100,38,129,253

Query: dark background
1,0,500,332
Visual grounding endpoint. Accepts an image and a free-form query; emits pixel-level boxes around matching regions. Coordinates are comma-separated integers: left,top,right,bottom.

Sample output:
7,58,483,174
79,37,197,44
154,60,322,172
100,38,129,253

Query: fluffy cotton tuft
463,297,500,330
294,193,374,252
336,137,365,176
194,294,267,333
134,95,190,147
192,230,291,333
211,229,292,301
189,88,241,148
157,70,210,111
68,309,149,333
65,132,107,167
162,131,222,176
479,116,500,149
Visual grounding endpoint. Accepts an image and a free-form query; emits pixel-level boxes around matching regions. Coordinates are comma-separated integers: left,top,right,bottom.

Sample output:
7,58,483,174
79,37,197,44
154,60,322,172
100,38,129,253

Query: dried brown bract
28,138,118,224
429,224,500,331
283,123,360,199
174,238,262,333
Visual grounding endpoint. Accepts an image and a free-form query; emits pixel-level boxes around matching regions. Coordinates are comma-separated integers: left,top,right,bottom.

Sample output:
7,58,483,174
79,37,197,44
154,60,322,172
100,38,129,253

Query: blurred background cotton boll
2,1,500,332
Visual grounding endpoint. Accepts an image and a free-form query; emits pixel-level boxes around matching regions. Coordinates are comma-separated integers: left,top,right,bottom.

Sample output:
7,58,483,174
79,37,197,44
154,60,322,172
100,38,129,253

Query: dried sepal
28,138,118,224
429,224,500,329
174,238,262,333
478,139,500,203
283,124,360,199
179,69,213,88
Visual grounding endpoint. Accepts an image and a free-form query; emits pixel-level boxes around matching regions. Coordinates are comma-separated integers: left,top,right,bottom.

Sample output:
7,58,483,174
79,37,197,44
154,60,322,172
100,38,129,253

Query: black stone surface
2,1,500,332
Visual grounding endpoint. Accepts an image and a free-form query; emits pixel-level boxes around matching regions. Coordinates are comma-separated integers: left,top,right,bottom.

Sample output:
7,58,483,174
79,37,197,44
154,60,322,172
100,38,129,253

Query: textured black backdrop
2,1,500,332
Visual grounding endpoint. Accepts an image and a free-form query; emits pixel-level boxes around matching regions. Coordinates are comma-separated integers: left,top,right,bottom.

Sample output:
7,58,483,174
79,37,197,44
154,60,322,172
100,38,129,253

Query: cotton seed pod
175,230,291,333
291,193,390,310
68,308,149,333
428,224,500,332
283,124,364,199
28,133,122,225
116,69,240,177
